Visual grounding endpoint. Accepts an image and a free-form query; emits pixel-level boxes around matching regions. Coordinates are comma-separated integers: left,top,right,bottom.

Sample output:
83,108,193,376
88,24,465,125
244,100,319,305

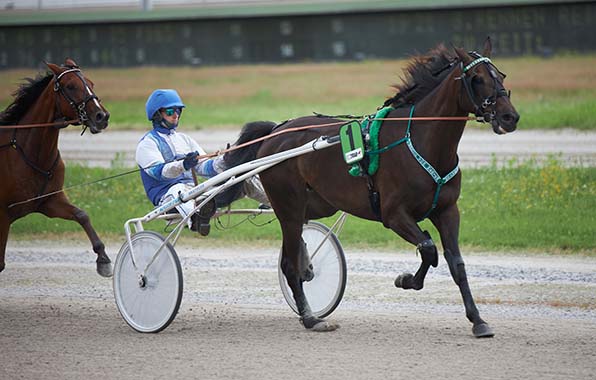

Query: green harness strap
361,106,395,176
363,105,460,221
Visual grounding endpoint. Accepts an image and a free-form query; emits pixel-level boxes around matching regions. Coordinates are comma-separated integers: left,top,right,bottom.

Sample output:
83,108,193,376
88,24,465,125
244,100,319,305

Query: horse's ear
482,37,492,58
64,58,79,69
45,61,62,75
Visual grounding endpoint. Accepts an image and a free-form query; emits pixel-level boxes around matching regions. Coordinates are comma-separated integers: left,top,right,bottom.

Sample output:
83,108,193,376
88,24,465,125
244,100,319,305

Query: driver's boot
191,199,216,236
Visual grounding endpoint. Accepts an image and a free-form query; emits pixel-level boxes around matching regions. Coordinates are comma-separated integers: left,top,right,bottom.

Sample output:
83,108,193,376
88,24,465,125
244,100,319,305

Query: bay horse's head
45,58,109,134
454,38,519,134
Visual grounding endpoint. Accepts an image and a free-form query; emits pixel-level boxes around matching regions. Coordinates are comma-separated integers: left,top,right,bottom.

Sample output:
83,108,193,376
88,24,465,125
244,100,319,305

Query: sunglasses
162,107,182,117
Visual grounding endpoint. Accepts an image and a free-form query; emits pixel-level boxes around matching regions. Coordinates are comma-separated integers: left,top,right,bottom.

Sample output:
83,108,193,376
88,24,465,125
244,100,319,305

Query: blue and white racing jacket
136,128,226,206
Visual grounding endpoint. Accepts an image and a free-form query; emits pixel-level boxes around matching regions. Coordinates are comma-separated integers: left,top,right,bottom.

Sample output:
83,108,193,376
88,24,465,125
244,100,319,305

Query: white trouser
242,175,270,205
159,183,196,228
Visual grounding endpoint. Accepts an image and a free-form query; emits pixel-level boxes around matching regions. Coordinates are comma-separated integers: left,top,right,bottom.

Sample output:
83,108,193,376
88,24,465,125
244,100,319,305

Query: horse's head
454,38,519,135
45,58,109,134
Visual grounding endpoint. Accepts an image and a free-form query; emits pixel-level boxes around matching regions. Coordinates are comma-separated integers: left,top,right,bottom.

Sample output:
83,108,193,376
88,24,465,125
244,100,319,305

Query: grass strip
10,160,595,254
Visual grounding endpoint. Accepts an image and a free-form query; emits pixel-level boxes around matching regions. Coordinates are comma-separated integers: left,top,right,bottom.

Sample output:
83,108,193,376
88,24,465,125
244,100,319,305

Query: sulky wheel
113,231,183,333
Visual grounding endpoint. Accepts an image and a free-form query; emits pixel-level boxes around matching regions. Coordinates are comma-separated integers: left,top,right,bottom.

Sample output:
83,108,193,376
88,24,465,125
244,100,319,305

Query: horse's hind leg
279,219,337,331
262,167,336,331
386,211,438,291
431,205,493,338
38,194,112,278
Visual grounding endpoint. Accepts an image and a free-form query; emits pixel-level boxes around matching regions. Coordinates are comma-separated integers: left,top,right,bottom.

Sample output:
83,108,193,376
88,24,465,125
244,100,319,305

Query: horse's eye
471,76,484,86
65,83,77,91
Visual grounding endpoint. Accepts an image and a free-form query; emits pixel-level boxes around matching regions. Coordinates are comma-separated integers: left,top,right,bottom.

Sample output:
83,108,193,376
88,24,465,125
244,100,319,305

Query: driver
135,89,268,236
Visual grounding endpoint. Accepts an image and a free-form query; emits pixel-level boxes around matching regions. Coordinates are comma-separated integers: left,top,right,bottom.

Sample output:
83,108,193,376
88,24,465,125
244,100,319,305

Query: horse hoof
473,323,495,338
97,262,113,278
301,316,338,331
394,273,413,289
311,320,339,332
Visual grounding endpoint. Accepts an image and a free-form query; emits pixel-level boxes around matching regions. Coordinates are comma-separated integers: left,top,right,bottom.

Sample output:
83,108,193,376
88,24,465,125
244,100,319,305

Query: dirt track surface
1,240,595,380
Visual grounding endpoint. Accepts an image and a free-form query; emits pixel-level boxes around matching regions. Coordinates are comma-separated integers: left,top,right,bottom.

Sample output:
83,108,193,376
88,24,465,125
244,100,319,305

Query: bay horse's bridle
53,66,101,130
457,52,511,127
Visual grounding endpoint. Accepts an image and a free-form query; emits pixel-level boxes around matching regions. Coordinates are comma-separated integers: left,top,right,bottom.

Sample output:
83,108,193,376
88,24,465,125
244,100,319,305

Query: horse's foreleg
0,212,9,273
38,194,112,278
431,205,493,338
387,212,438,291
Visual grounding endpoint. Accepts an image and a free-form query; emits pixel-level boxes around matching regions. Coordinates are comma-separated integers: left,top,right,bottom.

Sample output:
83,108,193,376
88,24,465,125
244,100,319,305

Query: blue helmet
145,89,186,120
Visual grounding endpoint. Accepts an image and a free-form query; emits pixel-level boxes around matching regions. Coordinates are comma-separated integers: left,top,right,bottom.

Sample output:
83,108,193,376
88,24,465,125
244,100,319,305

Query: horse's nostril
502,112,519,125
95,111,107,123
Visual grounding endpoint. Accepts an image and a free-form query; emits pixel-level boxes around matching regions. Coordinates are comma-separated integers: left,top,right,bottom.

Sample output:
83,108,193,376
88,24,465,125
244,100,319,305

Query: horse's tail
223,121,276,168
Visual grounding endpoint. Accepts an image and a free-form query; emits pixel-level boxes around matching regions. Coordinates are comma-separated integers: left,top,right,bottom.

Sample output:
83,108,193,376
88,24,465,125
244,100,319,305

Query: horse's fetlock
466,310,481,324
96,251,110,264
93,241,106,255
417,238,438,267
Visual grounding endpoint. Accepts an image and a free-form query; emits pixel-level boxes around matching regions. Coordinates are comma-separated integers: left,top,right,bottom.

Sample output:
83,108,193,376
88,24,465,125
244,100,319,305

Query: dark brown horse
0,58,112,277
227,39,519,337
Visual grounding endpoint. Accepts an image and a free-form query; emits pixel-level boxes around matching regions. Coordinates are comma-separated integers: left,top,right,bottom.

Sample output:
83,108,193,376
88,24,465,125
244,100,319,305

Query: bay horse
0,58,112,277
226,38,519,337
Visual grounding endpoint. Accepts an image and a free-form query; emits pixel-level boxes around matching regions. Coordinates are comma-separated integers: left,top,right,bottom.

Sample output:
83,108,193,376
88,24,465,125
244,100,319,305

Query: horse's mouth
86,111,110,134
492,111,520,135
88,123,108,134
493,124,509,135
491,117,519,135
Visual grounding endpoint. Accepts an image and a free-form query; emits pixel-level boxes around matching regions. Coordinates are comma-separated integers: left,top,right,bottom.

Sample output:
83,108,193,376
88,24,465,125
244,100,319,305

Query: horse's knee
417,236,438,267
74,209,90,224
